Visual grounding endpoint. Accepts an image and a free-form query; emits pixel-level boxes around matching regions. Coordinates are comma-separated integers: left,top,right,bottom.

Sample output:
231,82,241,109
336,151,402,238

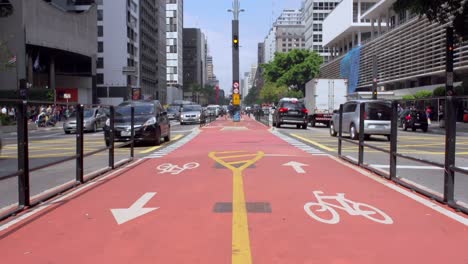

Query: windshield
116,104,154,116
83,109,95,118
182,105,202,112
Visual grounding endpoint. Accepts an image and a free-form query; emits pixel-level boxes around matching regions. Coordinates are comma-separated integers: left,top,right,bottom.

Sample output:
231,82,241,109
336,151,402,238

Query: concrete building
319,0,468,99
263,9,306,63
140,0,166,103
166,0,183,104
183,28,205,102
94,0,166,105
95,0,139,105
303,0,342,63
0,0,97,104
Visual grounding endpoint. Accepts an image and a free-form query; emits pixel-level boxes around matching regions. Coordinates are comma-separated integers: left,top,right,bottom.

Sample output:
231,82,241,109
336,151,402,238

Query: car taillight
405,114,411,121
302,109,308,114
279,107,288,113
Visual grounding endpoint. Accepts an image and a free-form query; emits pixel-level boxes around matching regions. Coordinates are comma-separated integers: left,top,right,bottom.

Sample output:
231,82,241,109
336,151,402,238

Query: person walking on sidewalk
426,106,432,125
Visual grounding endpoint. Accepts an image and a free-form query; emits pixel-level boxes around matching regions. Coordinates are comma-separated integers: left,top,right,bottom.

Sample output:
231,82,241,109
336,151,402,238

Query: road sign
232,93,240,105
63,93,71,99
233,81,239,89
233,88,239,94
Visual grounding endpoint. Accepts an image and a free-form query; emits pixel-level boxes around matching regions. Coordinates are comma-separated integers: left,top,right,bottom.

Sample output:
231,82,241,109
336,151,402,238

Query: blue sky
184,0,303,95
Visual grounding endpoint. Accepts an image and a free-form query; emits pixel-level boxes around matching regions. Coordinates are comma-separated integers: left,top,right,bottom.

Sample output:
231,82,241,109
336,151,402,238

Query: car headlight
143,117,156,126
105,118,110,127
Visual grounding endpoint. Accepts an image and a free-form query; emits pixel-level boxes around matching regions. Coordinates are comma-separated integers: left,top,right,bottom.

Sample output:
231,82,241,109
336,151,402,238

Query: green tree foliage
259,82,289,103
433,86,446,97
402,95,415,100
286,89,304,99
261,49,323,94
413,90,433,99
393,0,468,38
243,86,260,106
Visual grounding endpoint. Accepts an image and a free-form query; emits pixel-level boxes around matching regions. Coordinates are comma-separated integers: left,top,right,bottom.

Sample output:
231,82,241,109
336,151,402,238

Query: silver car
330,100,392,141
63,108,108,134
180,104,204,125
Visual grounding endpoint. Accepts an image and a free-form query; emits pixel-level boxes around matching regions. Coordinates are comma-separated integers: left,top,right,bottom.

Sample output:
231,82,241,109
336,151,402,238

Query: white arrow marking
283,161,308,174
111,192,159,225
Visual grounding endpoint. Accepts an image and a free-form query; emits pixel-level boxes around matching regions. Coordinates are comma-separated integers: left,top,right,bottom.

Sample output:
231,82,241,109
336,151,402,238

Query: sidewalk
0,116,466,264
428,121,468,136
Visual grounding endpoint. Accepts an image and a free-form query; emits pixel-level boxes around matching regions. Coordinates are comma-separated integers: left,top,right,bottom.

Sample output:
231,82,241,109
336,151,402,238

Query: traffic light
233,35,239,49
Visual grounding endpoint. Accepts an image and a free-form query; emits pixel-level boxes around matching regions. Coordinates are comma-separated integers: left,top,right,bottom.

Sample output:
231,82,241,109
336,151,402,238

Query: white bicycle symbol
304,191,393,225
157,162,199,175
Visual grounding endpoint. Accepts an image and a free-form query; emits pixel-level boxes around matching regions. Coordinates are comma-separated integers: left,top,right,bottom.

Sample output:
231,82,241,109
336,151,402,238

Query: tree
433,86,446,97
261,49,323,94
413,90,433,99
393,0,468,39
259,82,289,103
243,86,260,106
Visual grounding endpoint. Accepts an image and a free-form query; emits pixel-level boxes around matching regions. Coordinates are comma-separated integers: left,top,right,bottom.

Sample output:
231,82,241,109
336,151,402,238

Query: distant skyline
184,0,303,95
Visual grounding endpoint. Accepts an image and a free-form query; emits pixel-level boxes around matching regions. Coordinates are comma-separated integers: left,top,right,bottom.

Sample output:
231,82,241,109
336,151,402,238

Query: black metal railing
337,100,467,214
0,99,135,221
200,112,217,127
255,111,270,127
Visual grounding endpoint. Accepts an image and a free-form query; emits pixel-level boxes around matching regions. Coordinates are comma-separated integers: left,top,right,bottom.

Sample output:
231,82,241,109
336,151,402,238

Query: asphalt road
0,121,199,211
274,123,468,206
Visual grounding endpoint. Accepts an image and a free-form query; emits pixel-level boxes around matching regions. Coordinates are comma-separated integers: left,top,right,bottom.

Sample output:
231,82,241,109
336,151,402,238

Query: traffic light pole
229,0,242,122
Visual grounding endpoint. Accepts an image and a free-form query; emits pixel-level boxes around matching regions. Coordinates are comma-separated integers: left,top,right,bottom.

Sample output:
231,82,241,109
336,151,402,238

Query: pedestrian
426,106,432,125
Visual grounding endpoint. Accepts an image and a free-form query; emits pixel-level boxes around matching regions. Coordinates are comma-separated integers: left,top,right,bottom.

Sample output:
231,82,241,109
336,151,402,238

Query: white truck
304,78,347,127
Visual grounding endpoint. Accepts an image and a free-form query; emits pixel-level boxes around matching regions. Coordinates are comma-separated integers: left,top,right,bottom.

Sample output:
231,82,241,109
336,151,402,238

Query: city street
0,117,466,264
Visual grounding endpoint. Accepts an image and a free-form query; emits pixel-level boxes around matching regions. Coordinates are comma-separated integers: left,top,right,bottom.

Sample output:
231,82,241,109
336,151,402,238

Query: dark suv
272,98,308,129
104,100,170,146
399,109,428,132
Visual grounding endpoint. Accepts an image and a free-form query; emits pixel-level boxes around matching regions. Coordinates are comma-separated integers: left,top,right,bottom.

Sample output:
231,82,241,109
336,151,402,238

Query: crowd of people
0,104,76,127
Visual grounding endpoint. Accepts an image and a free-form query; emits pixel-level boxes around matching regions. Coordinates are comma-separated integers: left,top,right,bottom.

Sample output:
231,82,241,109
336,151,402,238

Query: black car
272,98,308,129
400,109,428,132
104,100,170,146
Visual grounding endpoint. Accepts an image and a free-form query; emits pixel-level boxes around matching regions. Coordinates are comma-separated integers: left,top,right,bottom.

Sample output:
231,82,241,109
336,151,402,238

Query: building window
98,42,103,52
98,26,103,37
97,9,103,21
97,57,104,68
97,73,104,84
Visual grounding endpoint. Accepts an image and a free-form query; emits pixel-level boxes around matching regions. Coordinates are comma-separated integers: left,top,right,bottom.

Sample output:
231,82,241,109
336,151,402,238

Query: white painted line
328,156,468,226
0,158,147,231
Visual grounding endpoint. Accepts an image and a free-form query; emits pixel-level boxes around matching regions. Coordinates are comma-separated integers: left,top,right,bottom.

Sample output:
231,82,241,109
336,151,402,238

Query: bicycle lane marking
242,153,468,264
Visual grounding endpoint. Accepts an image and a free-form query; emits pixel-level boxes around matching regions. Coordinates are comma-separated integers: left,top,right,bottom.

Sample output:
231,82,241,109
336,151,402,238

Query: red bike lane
0,117,466,264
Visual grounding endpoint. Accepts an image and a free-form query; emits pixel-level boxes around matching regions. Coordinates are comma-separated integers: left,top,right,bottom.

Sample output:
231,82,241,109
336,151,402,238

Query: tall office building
183,28,204,101
166,0,183,103
95,0,139,104
140,0,166,103
95,0,166,104
263,9,306,63
303,0,342,63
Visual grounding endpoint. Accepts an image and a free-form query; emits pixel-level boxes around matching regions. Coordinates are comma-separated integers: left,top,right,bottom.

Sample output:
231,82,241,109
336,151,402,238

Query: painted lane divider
304,191,393,225
111,192,159,225
209,151,265,264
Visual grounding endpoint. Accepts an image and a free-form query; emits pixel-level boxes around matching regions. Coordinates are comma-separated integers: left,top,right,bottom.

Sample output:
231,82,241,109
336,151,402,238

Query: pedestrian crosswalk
271,130,327,156
144,129,200,159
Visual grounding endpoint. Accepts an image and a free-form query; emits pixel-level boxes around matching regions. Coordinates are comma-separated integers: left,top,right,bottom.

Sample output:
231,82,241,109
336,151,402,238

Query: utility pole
228,0,244,122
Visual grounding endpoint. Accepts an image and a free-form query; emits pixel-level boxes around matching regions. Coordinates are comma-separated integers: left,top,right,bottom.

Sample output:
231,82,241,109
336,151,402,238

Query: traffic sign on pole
232,93,240,106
